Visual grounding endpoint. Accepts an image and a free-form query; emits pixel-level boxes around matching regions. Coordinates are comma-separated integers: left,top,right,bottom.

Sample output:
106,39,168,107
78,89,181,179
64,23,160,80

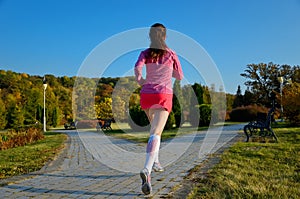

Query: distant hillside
0,70,126,130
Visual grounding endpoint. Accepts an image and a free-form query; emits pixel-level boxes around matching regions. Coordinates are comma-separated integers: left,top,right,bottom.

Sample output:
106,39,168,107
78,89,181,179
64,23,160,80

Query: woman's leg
144,109,154,124
144,109,169,174
140,108,169,194
144,109,159,167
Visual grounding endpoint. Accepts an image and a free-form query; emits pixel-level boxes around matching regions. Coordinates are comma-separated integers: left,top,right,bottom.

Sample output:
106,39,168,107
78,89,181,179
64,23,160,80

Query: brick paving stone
0,124,244,198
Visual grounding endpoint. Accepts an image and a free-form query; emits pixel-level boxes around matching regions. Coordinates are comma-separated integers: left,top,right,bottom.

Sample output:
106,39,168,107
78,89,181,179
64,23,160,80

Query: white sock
154,152,159,164
144,134,161,174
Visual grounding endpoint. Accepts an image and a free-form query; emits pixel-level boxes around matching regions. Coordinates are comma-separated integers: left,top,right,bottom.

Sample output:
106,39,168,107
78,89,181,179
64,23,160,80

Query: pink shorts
140,93,173,113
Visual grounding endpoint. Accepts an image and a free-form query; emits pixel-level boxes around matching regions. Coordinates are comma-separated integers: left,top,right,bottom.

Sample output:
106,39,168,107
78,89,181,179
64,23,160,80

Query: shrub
128,105,150,131
0,126,44,150
229,105,268,122
282,83,300,126
189,104,212,127
199,104,212,126
164,111,176,130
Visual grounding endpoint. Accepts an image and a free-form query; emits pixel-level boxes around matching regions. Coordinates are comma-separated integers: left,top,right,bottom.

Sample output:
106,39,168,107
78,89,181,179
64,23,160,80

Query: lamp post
43,76,47,132
278,76,283,122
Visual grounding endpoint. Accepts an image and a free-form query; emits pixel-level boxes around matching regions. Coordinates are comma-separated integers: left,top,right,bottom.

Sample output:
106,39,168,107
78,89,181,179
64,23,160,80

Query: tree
6,103,24,129
243,88,255,106
95,98,113,119
96,83,113,100
73,77,97,120
173,80,183,127
0,96,7,129
128,104,149,131
112,95,127,122
210,85,226,123
52,107,59,127
282,82,300,126
202,86,211,104
241,63,278,105
23,87,43,125
291,66,300,82
191,83,203,105
240,62,296,106
36,105,43,123
232,85,243,108
226,93,235,112
240,63,300,108
111,77,140,122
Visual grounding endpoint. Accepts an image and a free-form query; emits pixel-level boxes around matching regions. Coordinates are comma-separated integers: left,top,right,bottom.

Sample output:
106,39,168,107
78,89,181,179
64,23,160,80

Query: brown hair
147,23,168,61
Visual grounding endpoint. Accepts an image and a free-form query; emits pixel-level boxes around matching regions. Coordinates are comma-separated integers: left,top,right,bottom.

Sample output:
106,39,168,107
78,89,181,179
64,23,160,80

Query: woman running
134,23,184,195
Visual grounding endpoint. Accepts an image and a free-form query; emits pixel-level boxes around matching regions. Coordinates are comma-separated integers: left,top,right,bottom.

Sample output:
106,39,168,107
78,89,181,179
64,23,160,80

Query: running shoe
153,162,164,172
140,168,152,195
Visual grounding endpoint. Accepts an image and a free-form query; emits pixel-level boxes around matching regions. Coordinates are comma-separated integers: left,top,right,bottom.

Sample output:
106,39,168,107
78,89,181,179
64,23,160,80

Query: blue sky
0,0,300,94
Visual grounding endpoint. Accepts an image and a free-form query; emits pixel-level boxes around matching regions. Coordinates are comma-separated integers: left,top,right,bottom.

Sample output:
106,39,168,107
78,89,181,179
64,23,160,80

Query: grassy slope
187,127,300,199
0,132,67,179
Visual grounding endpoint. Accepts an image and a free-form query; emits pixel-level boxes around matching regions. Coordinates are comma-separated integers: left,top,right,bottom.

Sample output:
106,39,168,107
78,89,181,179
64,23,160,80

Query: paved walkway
0,124,244,199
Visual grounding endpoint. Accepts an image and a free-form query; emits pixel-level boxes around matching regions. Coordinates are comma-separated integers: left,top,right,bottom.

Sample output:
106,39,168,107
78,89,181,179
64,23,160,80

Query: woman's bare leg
148,108,169,136
144,109,154,124
144,108,169,174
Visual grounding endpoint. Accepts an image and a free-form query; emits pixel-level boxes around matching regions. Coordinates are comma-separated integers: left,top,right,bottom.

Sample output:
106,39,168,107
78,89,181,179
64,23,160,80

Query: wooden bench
64,121,76,130
96,118,114,131
243,106,278,142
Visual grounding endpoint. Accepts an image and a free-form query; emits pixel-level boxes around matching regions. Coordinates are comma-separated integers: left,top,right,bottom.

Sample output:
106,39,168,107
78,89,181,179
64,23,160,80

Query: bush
0,126,44,150
229,105,268,122
199,104,212,126
164,111,176,130
128,105,150,131
189,104,212,127
282,83,300,126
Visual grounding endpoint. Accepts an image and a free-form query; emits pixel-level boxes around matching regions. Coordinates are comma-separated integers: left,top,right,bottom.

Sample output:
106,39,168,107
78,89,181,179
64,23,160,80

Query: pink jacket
134,48,183,94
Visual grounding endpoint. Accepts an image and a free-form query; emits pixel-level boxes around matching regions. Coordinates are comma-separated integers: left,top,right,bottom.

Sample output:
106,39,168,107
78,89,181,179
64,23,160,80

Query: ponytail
147,23,168,61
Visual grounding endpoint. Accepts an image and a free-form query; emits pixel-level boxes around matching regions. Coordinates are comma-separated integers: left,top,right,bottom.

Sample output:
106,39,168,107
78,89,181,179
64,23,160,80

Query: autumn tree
282,82,300,126
240,63,299,106
0,95,7,129
73,77,97,120
95,98,113,119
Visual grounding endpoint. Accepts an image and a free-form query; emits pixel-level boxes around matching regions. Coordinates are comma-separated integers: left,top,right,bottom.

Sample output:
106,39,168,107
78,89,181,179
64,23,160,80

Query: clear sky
1,0,300,94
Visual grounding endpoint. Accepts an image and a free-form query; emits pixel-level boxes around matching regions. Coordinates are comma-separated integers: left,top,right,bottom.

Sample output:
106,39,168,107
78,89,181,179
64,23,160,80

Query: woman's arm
134,51,146,85
172,52,184,80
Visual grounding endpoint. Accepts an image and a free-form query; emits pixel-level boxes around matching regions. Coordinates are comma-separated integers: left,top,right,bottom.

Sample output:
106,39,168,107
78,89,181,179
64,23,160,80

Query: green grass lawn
103,122,216,143
0,132,67,180
103,127,200,143
187,126,300,199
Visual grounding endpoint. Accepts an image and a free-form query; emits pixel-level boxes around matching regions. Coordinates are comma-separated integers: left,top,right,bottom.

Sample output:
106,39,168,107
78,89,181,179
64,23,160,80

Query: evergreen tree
243,88,255,106
6,104,24,129
202,85,211,104
0,96,7,129
191,83,204,105
173,80,183,127
36,105,43,123
52,107,59,127
232,85,244,108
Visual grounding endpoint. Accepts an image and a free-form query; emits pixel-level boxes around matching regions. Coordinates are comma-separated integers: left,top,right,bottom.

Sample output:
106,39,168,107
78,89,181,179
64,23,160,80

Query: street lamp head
43,76,47,89
43,76,47,84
